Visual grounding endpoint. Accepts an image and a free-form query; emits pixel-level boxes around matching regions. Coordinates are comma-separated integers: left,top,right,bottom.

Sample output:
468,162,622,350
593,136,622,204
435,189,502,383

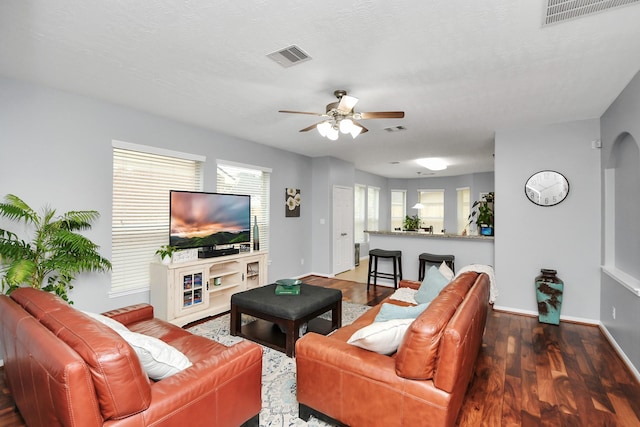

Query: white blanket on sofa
390,264,497,305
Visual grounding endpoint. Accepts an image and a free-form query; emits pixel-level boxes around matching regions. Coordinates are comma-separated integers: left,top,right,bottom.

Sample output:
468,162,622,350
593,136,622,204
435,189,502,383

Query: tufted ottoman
230,283,342,357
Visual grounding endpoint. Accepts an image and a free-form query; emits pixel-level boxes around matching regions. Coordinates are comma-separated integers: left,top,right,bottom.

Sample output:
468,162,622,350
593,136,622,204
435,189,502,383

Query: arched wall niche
605,131,640,278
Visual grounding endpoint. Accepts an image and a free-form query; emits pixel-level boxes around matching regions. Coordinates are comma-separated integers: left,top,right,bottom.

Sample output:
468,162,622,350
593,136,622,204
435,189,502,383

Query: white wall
600,70,640,373
494,119,601,322
0,76,314,313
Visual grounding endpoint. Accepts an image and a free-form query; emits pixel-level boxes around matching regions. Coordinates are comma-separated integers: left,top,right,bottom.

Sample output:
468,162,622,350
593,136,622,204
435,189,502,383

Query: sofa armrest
138,340,263,426
102,304,154,326
399,279,421,290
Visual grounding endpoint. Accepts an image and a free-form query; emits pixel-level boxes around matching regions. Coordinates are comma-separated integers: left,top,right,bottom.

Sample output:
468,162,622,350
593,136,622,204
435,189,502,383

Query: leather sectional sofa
296,270,490,427
0,287,263,427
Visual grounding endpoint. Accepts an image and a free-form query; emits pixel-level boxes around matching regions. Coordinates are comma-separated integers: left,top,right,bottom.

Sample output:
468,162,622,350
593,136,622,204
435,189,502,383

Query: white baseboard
491,305,599,325
598,322,640,383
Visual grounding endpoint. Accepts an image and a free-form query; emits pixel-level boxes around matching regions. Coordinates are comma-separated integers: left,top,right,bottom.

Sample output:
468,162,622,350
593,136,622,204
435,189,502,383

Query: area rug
187,301,370,426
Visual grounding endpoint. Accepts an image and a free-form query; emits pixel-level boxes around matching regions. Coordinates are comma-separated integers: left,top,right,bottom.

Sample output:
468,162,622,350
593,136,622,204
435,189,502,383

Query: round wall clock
524,170,569,206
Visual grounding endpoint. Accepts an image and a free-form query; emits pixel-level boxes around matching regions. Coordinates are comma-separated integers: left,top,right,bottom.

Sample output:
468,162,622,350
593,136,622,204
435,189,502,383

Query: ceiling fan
278,90,405,140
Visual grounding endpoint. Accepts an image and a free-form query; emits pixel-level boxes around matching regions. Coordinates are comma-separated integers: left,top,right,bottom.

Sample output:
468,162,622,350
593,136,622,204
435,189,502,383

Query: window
390,190,406,231
112,141,204,295
418,190,444,233
216,161,271,252
457,187,470,234
354,184,366,242
367,186,380,232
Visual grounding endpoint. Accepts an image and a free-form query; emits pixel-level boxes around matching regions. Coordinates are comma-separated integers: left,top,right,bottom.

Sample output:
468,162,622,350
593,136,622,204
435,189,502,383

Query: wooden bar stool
418,253,455,281
367,249,403,290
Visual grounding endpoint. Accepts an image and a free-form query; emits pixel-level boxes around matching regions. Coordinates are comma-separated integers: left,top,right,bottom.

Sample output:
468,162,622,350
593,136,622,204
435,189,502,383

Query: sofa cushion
84,311,193,380
395,290,463,379
415,266,450,304
439,261,455,280
347,318,414,355
374,303,429,322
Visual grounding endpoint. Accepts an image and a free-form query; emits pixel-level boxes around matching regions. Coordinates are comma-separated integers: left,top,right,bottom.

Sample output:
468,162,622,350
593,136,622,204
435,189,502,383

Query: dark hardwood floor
2,275,639,426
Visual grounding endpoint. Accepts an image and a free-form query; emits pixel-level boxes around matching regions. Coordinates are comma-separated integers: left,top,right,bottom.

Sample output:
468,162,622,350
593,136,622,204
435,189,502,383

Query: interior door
333,185,354,275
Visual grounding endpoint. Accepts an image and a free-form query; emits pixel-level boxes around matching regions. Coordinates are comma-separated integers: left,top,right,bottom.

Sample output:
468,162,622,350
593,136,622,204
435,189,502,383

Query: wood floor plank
1,274,639,427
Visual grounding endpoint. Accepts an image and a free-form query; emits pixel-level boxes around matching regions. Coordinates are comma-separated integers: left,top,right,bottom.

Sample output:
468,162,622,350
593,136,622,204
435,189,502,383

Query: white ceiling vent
267,45,312,68
543,0,640,26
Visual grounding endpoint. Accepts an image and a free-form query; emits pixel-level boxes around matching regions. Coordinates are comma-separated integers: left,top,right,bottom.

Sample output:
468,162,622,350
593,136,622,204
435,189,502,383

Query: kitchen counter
365,230,494,285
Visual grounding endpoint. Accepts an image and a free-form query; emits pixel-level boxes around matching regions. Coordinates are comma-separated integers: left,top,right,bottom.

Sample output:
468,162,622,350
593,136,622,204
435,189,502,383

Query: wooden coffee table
230,283,342,357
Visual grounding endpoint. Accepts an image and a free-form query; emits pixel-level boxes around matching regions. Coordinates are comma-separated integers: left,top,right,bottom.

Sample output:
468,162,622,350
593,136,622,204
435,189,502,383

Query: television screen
170,191,251,249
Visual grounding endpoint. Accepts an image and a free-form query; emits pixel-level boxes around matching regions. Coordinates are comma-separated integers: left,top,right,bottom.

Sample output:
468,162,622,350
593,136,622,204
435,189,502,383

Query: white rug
187,301,370,427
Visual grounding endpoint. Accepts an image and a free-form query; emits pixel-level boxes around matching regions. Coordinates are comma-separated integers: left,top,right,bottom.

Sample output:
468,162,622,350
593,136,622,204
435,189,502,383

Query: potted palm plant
0,194,111,303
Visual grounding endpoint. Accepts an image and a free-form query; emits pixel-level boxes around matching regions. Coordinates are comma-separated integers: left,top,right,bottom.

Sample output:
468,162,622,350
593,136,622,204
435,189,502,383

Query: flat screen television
169,190,251,250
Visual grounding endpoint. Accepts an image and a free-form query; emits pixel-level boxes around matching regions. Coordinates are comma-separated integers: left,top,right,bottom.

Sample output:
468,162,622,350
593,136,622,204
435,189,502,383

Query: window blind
112,144,203,295
216,161,270,252
354,184,366,242
367,186,380,232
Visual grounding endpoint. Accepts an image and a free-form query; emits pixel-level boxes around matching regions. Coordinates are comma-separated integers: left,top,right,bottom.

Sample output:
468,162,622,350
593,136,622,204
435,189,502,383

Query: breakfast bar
365,230,494,285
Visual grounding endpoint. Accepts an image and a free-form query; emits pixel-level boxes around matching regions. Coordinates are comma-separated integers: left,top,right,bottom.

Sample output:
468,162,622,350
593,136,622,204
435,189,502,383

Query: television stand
198,247,240,258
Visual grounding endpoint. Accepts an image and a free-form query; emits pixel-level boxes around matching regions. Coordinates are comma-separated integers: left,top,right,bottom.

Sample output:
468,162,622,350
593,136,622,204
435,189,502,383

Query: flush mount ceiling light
279,90,404,141
416,158,447,171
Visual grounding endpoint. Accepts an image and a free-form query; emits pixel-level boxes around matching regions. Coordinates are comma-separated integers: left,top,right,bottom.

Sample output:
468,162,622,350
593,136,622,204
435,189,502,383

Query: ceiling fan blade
359,111,405,119
279,110,324,116
337,95,358,112
352,120,368,134
299,122,325,132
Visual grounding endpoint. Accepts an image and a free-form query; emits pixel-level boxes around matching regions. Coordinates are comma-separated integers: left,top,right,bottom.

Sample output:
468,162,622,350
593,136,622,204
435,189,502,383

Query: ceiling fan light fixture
416,158,447,171
317,121,331,137
326,126,339,141
349,124,363,138
339,118,354,134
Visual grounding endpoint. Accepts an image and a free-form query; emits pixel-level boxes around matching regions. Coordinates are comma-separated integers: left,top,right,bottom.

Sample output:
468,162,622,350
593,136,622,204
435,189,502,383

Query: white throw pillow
438,261,455,281
117,329,193,380
83,311,192,380
347,318,414,355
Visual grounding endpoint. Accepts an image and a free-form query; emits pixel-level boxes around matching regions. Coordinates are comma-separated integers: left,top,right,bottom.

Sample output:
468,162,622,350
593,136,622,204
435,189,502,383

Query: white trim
108,285,150,299
491,306,599,325
217,159,272,173
599,322,640,383
602,265,640,297
112,140,206,162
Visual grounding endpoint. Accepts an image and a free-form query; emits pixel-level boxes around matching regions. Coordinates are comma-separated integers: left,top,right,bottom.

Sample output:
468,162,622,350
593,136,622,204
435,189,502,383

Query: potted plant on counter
0,194,111,303
403,214,421,231
468,192,494,236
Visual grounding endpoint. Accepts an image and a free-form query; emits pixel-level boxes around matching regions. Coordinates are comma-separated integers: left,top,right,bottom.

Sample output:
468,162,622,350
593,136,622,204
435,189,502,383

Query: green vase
535,269,563,325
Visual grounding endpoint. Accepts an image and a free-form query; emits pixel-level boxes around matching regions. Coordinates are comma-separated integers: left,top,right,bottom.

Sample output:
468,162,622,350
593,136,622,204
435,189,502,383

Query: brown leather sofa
296,271,490,427
0,287,263,427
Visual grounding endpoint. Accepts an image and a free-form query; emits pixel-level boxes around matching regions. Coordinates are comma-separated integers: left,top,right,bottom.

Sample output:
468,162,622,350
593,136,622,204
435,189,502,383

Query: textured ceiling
1,1,640,178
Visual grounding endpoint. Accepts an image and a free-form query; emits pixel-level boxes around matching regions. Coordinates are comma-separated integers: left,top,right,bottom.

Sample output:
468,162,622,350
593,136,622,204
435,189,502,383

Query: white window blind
367,186,380,232
457,187,470,234
216,161,270,252
354,184,366,242
418,189,444,233
390,190,406,231
112,143,204,295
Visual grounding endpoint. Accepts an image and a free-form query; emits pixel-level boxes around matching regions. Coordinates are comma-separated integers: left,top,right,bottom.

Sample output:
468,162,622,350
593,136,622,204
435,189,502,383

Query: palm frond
0,194,38,224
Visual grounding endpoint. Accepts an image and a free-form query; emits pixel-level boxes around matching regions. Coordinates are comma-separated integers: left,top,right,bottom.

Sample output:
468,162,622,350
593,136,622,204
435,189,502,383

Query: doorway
332,185,353,275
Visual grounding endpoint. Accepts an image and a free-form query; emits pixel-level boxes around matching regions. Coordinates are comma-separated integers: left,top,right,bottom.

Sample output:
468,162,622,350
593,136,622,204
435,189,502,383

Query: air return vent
543,0,640,26
267,45,312,68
